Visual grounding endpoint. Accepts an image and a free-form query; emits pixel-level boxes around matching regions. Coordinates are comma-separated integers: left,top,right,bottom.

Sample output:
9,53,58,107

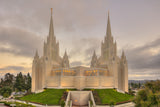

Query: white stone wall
61,76,74,87
100,76,114,87
85,76,99,87
46,76,59,87
44,75,114,90
74,76,86,90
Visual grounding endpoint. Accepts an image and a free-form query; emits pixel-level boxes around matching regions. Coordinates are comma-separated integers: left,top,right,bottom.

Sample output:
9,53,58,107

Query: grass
19,88,133,105
94,89,134,104
19,89,70,105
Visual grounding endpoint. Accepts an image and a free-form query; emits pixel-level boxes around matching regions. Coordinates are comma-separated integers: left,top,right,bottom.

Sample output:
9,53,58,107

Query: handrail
88,101,90,107
65,91,71,107
90,91,96,107
70,100,72,107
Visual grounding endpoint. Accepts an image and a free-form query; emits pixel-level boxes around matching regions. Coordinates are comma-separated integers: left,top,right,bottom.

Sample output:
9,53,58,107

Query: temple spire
93,50,96,57
43,41,46,56
36,50,38,56
62,50,69,68
64,50,67,57
51,8,53,15
90,50,98,68
121,50,126,59
34,50,39,59
106,11,112,37
49,8,54,39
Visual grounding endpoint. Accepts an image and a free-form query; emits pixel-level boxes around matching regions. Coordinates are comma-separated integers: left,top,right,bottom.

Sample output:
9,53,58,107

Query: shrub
60,99,65,107
109,100,116,107
0,86,12,98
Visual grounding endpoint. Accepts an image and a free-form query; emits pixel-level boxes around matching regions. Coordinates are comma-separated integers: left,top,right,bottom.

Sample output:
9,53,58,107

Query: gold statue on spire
51,8,53,15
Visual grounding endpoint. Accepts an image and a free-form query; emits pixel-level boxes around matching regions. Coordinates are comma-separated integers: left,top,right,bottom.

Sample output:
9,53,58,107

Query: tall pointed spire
49,8,54,39
121,50,125,59
64,50,67,57
34,50,39,59
92,50,97,59
114,40,117,56
106,11,112,37
62,50,69,68
35,50,38,56
43,41,46,56
90,50,98,68
93,50,96,56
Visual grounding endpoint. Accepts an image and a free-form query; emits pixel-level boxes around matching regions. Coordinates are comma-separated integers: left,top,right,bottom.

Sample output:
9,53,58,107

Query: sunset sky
0,0,160,80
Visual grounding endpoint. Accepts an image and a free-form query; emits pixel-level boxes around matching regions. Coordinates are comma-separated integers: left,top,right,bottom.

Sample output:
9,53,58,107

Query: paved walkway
1,99,135,107
97,102,135,107
115,102,135,107
1,99,61,107
15,100,60,107
0,103,9,107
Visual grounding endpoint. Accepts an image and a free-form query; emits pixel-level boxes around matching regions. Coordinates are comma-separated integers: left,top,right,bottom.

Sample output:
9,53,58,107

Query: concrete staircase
65,91,96,107
72,106,88,107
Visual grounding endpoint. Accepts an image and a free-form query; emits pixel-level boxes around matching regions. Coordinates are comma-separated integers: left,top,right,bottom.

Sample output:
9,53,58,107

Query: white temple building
31,10,128,93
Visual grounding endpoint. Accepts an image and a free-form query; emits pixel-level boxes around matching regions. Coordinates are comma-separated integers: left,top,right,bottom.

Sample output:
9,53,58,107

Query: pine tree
25,73,31,92
14,72,25,91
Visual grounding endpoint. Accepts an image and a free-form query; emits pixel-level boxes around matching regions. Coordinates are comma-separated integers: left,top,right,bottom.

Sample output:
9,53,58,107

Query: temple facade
31,10,128,93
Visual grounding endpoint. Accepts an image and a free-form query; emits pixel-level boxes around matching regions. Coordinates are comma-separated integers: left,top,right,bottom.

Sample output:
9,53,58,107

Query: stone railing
65,91,71,107
70,100,72,107
90,91,96,107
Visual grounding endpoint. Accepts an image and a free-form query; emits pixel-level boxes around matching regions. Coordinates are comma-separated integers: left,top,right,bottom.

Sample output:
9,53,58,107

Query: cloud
0,0,108,37
70,61,83,67
69,37,101,66
0,26,43,57
0,65,31,77
0,0,109,68
129,69,160,80
0,0,107,61
124,37,160,80
0,66,26,71
126,37,160,70
0,0,160,80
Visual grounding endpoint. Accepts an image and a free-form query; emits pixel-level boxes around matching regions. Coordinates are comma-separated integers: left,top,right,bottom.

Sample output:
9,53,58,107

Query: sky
0,0,160,80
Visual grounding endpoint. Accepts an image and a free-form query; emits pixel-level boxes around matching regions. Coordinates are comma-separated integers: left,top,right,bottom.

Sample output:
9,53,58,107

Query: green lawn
19,89,68,105
94,89,134,104
19,89,133,105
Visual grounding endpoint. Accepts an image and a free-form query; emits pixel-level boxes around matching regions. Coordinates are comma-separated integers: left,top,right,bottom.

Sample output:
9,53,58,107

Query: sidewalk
0,103,9,107
97,102,135,107
15,100,61,107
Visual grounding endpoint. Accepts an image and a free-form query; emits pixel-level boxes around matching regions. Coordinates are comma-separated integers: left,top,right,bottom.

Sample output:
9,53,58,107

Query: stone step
72,106,88,107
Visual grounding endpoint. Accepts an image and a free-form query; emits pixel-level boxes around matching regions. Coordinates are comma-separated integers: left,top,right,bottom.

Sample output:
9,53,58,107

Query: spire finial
108,10,110,16
35,49,39,58
36,49,38,55
49,8,54,39
63,49,68,58
64,49,67,55
93,50,97,57
94,50,96,54
106,10,111,36
51,8,53,15
122,49,125,57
